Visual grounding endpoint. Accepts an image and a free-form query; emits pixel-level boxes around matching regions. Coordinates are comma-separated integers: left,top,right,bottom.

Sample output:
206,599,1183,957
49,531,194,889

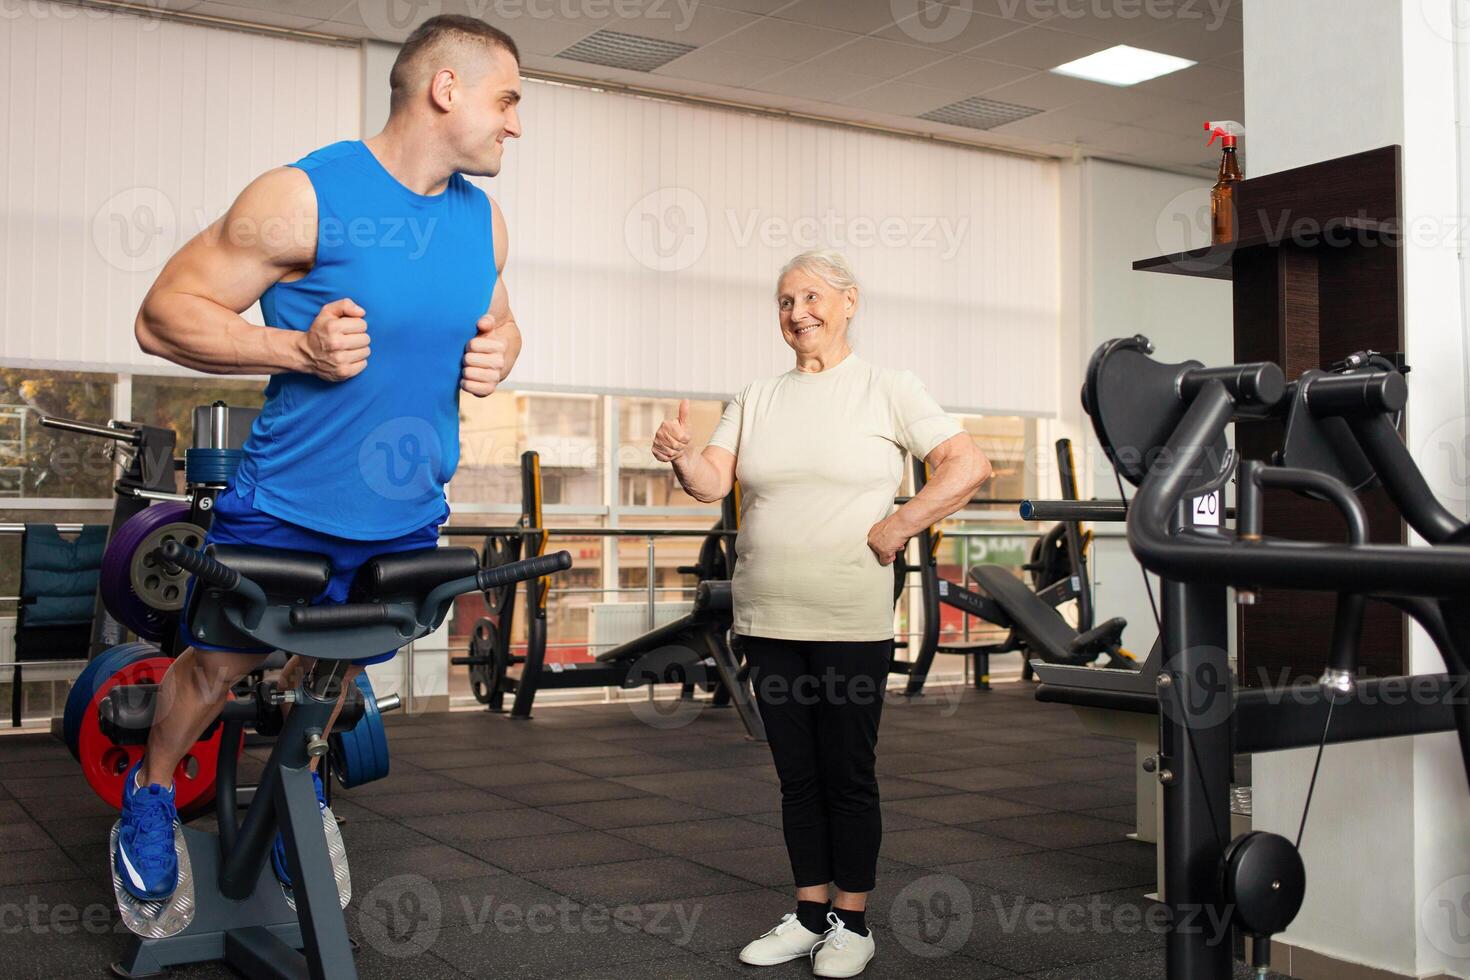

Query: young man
114,15,523,901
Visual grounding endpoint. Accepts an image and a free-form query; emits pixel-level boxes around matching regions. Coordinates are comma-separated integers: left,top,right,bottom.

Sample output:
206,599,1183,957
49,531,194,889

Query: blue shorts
181,484,443,666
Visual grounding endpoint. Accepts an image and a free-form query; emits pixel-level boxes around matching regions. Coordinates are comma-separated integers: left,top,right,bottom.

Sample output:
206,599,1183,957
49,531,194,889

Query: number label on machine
1191,490,1222,527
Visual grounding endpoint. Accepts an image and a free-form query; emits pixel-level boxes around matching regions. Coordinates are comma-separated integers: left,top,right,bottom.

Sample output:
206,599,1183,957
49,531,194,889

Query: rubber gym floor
0,681,1281,979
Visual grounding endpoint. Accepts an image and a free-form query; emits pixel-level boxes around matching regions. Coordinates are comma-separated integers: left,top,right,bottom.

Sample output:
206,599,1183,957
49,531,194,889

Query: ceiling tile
1084,122,1179,155
1130,97,1228,137
769,0,910,35
837,81,962,116
971,24,1110,70
746,66,875,103
502,19,607,58
1130,63,1243,100
703,18,859,62
980,70,1110,109
974,0,1058,25
1032,8,1176,44
872,6,1022,53
703,0,799,12
597,3,761,46
798,35,953,76
1068,89,1199,126
1139,14,1243,63
989,108,1116,143
894,54,1032,93
654,47,801,88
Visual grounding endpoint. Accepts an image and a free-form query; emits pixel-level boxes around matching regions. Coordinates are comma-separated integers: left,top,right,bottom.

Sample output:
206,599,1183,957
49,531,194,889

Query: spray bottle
1205,120,1245,244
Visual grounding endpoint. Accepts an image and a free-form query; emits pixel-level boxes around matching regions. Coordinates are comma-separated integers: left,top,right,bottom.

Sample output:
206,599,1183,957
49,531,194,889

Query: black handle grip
158,539,239,591
477,550,573,592
289,604,392,629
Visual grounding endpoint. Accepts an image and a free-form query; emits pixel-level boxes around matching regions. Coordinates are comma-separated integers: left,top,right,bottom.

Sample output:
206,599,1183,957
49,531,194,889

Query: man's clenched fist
462,315,507,397
652,399,693,463
301,298,370,381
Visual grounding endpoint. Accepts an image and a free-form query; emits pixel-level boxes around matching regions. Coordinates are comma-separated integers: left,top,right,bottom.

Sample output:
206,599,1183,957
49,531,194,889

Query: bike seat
350,547,480,601
203,545,331,600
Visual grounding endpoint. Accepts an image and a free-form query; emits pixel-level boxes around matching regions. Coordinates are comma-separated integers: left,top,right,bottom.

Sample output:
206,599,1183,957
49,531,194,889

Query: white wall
0,4,362,373
1242,1,1470,976
1056,158,1233,649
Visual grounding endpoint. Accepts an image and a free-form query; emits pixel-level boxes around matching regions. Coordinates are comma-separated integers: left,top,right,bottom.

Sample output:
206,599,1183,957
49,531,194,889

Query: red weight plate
74,655,241,819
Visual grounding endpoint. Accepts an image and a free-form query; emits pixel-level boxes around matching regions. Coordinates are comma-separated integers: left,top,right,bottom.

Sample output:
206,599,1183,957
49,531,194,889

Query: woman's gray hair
776,249,859,300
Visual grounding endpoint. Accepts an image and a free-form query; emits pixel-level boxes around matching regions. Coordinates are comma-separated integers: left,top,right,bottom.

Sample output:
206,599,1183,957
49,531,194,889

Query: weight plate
73,648,240,818
63,642,156,760
330,675,391,789
99,503,197,641
482,535,516,615
467,618,508,707
129,521,203,613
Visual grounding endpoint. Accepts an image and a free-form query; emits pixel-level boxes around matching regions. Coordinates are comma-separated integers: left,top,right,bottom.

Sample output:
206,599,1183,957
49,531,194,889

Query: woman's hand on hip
867,517,909,566
652,399,693,463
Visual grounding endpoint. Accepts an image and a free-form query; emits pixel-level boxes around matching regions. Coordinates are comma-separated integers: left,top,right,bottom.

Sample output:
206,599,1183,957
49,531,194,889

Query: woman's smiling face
777,267,856,356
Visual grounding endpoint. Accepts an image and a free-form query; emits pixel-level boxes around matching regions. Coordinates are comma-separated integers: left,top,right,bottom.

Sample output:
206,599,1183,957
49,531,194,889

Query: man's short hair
389,15,520,112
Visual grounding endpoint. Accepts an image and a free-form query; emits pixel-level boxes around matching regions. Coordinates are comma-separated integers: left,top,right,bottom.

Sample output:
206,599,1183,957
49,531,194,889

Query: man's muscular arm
461,197,521,396
135,168,370,381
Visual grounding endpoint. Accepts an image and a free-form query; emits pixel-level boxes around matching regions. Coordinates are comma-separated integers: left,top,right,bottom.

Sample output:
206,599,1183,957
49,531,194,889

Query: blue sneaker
115,762,179,902
271,769,327,888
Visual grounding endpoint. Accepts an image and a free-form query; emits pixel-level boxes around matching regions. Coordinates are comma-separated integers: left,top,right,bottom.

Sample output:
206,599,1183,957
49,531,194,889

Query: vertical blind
481,79,1061,415
0,4,360,373
2,10,1061,416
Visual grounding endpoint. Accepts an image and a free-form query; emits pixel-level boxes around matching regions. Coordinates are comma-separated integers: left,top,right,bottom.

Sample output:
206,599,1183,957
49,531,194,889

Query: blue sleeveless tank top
236,141,495,539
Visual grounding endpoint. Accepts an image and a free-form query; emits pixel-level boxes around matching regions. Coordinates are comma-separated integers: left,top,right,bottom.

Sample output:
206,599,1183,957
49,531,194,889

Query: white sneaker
738,912,825,966
811,911,876,978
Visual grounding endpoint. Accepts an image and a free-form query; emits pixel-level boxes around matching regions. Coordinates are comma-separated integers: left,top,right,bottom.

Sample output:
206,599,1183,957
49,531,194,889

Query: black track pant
741,635,891,893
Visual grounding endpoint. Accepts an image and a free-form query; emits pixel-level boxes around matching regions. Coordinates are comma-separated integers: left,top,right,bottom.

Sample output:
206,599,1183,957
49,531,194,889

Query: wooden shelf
1133,217,1399,282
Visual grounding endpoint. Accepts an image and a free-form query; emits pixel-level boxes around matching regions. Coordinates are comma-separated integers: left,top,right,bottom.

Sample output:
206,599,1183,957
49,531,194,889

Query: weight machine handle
477,551,573,591
158,539,240,591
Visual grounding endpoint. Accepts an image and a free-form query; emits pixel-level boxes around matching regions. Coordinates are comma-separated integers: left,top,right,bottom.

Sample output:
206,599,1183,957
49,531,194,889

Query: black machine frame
1034,336,1470,979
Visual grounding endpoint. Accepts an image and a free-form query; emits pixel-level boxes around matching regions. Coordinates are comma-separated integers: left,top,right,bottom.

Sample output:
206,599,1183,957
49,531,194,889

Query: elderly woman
652,249,991,977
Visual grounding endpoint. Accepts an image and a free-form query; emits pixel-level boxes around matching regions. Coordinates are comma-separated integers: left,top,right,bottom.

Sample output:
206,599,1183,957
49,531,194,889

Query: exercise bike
96,538,572,979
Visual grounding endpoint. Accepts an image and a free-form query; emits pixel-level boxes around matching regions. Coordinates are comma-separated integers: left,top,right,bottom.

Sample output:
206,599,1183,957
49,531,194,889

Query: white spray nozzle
1205,120,1245,146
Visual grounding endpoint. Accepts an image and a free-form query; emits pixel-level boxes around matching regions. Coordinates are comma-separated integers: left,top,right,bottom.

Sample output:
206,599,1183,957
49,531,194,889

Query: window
0,370,116,499
131,375,267,439
454,392,603,508
617,397,726,508
959,415,1035,507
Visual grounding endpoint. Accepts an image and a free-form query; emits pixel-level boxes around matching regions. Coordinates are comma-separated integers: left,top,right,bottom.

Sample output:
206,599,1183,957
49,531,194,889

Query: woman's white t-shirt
707,355,963,641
